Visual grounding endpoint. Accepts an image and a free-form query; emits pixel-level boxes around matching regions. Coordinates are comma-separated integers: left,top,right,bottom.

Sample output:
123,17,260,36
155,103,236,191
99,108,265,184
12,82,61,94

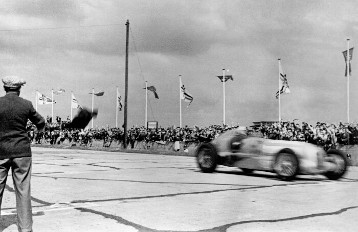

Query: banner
343,47,354,77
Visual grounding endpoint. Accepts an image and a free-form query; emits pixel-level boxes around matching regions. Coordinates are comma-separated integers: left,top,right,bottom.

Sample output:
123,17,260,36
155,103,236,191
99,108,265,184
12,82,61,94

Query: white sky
1,0,358,128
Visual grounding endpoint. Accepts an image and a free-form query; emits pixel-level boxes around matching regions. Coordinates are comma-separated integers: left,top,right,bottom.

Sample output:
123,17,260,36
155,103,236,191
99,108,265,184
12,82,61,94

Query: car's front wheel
324,149,348,180
273,151,299,180
196,143,218,173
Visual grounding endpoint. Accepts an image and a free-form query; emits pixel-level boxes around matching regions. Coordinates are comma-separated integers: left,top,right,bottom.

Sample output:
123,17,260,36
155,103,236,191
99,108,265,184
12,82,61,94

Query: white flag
117,89,123,111
37,91,56,105
276,62,290,99
71,93,82,109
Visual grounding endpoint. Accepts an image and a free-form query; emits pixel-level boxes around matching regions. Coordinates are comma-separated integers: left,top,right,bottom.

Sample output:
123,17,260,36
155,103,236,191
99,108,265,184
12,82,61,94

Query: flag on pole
89,91,104,96
275,63,290,99
145,86,159,99
117,89,123,111
71,93,82,109
343,47,354,77
53,88,66,95
217,75,233,82
180,85,193,105
37,91,56,104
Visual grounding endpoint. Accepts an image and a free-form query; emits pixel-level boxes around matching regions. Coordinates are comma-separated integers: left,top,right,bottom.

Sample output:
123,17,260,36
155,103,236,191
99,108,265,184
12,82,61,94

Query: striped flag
180,85,193,105
275,62,290,99
343,47,354,77
71,93,82,109
37,91,56,104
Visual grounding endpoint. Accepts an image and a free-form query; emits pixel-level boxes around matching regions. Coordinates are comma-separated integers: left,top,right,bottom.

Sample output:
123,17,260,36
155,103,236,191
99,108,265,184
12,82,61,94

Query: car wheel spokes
324,150,347,180
196,143,218,173
276,154,296,177
198,149,213,168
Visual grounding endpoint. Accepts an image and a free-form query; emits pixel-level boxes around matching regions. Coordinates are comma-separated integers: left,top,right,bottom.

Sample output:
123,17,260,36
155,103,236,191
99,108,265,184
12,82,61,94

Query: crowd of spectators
26,116,358,150
256,121,357,150
27,116,235,148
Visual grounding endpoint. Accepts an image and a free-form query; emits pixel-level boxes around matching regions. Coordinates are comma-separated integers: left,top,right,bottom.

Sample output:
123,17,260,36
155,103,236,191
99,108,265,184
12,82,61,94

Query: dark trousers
0,157,33,232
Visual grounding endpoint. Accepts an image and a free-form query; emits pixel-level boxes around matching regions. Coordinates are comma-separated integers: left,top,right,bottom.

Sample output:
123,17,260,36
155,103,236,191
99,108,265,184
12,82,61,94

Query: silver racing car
196,128,348,180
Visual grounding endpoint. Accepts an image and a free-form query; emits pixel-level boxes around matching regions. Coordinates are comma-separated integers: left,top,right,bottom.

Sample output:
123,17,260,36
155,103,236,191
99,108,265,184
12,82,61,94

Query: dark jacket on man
0,92,45,159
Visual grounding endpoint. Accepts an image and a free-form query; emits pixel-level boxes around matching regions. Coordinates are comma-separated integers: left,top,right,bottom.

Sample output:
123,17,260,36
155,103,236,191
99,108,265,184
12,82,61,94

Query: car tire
196,143,218,173
324,149,348,180
274,151,299,181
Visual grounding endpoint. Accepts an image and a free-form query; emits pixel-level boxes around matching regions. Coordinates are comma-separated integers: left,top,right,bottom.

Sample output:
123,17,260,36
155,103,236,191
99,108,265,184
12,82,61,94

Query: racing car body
196,128,348,180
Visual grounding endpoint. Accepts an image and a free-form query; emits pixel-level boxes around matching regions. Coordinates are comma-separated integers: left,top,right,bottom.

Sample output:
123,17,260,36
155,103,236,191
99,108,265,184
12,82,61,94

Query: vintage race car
196,128,348,180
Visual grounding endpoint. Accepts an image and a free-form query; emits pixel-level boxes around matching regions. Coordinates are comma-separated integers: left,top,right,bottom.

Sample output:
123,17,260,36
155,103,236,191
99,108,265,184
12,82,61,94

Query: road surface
0,147,357,232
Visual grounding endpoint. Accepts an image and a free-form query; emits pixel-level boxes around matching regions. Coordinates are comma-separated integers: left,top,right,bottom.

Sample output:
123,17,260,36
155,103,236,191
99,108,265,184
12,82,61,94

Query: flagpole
347,39,350,123
278,59,281,122
179,75,182,128
91,88,94,128
145,81,148,128
70,92,73,121
123,20,129,149
51,89,54,123
116,87,118,128
222,69,226,126
35,91,38,111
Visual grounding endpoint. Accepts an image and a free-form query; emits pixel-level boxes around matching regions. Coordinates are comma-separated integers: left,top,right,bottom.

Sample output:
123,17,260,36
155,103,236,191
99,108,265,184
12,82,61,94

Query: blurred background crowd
257,121,355,150
27,116,358,150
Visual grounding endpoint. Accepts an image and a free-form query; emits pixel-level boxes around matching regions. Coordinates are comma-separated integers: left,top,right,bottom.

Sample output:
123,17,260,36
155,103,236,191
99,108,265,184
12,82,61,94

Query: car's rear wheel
196,143,218,173
274,151,299,180
324,149,348,180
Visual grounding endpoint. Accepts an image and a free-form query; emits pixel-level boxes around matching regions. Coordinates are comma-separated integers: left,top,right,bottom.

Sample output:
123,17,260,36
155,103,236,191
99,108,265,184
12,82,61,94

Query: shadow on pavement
215,169,326,182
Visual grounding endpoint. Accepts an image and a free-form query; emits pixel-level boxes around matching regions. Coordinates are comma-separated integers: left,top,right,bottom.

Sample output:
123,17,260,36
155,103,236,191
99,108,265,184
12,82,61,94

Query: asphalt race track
0,147,357,232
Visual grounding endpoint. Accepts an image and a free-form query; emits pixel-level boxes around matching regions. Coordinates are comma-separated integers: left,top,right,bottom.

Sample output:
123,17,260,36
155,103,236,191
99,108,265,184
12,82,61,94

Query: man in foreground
0,76,45,232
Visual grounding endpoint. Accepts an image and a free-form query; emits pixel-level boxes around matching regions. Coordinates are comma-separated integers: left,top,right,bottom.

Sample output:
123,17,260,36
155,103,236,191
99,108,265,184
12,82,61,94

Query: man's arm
28,103,45,131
